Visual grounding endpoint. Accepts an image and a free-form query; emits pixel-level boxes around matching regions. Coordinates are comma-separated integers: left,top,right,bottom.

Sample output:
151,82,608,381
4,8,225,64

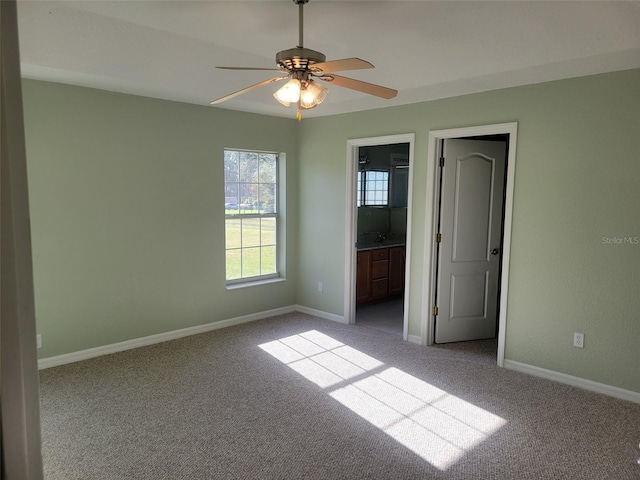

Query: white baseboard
38,305,297,370
294,305,347,324
504,359,640,405
48,305,638,409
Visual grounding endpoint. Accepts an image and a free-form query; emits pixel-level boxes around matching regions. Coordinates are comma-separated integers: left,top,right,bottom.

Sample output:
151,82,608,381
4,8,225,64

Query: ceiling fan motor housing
276,48,326,71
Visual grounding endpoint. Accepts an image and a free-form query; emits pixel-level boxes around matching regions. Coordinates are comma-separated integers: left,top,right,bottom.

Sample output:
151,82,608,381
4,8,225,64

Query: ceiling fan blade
321,74,397,99
210,76,289,105
217,66,286,72
311,58,374,73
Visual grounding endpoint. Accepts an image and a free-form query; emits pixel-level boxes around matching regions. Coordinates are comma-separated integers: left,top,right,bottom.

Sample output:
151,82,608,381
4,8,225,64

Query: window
224,150,278,283
357,170,389,206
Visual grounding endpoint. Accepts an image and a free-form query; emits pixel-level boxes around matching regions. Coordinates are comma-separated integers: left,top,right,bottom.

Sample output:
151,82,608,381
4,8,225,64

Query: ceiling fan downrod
276,0,324,71
295,0,309,48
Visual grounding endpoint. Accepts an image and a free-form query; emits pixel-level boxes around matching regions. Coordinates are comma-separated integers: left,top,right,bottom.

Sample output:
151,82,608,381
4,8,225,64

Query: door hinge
439,156,445,167
436,233,442,243
433,306,439,316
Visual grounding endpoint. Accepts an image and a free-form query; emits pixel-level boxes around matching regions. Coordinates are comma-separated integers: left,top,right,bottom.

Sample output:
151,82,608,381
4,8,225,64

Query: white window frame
224,149,280,285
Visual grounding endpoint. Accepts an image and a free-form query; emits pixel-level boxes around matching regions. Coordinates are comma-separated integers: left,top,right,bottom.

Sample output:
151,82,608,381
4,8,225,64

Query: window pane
261,246,276,275
258,155,276,183
224,167,238,183
241,218,261,247
225,204,240,214
226,249,241,280
359,170,389,206
261,218,276,246
226,219,241,249
224,150,239,173
225,182,239,211
239,152,258,183
241,247,260,278
259,184,276,213
239,183,257,211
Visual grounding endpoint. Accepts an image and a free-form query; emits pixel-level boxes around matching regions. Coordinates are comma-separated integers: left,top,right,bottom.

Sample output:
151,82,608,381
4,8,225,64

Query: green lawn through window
226,218,276,280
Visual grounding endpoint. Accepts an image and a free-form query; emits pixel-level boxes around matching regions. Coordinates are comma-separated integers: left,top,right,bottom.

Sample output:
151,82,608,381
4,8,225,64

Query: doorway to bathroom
343,134,415,340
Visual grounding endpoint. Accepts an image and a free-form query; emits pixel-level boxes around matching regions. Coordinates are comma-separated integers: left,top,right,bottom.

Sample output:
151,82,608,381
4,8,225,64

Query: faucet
375,233,386,243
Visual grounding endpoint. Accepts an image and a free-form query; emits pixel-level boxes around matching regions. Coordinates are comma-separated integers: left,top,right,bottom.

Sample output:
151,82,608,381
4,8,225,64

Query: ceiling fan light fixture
299,80,328,109
211,0,397,116
273,78,301,106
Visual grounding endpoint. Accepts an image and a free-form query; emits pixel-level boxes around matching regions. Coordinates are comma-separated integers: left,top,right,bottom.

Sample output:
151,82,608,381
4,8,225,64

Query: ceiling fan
210,0,397,120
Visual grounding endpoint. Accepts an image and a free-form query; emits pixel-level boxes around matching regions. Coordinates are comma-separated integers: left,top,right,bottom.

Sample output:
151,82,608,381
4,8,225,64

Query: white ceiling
17,0,640,119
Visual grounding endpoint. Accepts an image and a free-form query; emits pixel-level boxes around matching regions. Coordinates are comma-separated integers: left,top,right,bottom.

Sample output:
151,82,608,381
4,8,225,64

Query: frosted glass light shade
274,78,301,106
299,81,328,109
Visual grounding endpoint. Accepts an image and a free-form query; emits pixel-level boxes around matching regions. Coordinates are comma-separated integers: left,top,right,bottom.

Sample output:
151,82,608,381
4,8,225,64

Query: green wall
297,69,640,393
23,69,640,394
23,80,298,358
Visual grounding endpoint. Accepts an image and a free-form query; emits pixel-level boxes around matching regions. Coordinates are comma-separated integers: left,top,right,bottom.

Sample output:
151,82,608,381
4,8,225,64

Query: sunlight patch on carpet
259,330,506,471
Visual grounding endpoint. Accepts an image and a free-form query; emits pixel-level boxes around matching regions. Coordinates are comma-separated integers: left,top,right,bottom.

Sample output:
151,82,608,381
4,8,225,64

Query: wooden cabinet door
388,246,405,295
371,258,389,280
356,250,372,303
371,278,389,299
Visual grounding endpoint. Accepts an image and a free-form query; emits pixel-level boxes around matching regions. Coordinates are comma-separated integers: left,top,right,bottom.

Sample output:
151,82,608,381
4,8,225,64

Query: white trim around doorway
344,133,416,341
423,123,518,367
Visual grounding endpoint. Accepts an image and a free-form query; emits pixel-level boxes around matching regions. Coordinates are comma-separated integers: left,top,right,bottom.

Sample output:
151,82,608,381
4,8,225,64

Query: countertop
356,241,405,251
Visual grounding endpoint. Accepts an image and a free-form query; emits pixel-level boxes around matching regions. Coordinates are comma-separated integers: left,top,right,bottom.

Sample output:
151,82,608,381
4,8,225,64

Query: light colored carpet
39,312,640,479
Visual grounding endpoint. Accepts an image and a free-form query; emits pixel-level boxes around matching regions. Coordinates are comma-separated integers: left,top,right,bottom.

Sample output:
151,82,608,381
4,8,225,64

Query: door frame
423,123,517,367
344,133,416,341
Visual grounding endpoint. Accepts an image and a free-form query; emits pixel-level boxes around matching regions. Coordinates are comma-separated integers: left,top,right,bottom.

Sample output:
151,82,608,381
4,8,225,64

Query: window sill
226,276,286,290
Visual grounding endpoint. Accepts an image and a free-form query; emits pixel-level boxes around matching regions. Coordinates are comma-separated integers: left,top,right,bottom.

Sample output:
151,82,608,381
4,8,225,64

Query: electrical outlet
317,281,323,293
573,332,584,348
36,334,42,349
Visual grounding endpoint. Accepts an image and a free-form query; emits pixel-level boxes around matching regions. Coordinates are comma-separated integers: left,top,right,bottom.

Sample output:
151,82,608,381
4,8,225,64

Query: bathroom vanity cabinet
356,245,405,304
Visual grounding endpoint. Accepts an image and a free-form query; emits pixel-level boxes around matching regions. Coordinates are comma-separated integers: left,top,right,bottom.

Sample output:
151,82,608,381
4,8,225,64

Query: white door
435,138,506,343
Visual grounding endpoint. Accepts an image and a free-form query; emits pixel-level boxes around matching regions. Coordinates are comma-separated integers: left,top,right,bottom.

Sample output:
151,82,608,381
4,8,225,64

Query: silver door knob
490,248,499,255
